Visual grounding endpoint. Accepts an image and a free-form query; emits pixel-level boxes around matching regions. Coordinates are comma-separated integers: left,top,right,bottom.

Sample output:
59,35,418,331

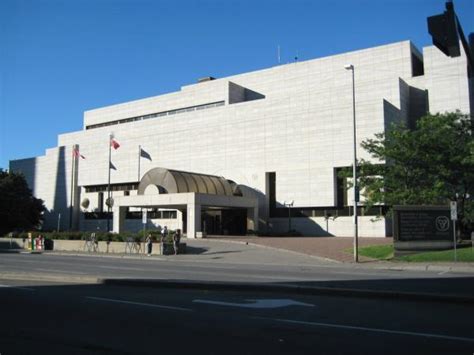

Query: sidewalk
207,235,474,273
208,235,391,262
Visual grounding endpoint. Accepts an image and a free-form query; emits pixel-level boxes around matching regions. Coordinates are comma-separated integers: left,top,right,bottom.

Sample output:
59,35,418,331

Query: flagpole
138,145,141,182
107,134,112,232
69,144,76,230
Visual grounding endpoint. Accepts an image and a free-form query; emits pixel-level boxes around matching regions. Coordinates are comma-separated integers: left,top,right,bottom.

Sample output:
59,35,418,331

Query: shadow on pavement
1,275,474,354
98,275,474,303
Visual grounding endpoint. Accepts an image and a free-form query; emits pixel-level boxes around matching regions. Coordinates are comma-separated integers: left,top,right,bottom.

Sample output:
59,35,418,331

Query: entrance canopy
138,167,241,196
112,168,257,238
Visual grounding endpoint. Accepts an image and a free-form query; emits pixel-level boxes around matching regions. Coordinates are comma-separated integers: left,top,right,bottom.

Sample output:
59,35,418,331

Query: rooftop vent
198,76,215,83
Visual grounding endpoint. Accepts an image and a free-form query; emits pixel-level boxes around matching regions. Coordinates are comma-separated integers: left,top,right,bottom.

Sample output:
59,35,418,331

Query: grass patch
398,247,474,262
358,244,394,260
353,244,474,262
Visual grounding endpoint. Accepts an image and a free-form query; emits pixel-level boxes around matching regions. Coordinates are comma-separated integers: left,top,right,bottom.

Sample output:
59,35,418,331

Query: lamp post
283,200,294,233
345,64,359,263
107,133,113,232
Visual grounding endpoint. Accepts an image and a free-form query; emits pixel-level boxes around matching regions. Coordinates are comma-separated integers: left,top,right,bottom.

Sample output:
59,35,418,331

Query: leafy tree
357,112,473,234
0,169,46,235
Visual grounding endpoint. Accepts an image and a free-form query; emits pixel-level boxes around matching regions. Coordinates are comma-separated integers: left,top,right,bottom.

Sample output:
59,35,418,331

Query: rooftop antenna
294,50,299,62
277,45,281,64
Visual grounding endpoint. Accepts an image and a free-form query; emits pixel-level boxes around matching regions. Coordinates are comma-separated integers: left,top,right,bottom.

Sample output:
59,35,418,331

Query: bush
2,229,181,243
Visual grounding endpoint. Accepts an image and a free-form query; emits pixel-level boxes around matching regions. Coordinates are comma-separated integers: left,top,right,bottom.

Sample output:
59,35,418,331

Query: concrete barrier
2,237,185,255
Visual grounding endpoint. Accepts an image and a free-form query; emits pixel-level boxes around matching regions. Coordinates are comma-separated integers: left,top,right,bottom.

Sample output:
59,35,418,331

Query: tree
0,169,46,235
358,112,473,235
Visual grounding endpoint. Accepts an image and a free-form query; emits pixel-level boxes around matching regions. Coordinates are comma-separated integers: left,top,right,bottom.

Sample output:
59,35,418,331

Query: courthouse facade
10,41,473,237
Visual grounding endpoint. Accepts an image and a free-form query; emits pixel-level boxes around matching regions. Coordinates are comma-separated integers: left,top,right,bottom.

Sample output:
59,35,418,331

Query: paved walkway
207,235,391,263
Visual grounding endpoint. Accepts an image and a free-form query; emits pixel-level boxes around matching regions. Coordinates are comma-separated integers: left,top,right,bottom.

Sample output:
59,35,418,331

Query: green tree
358,112,473,234
0,169,46,235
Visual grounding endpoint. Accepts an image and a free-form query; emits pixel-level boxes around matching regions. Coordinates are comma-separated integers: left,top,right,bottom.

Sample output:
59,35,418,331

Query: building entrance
202,208,247,235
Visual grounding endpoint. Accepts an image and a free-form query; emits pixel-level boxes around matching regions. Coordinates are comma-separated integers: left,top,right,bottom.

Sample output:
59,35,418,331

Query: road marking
193,299,315,309
0,284,35,292
254,317,474,343
86,296,193,312
36,268,88,275
97,266,147,271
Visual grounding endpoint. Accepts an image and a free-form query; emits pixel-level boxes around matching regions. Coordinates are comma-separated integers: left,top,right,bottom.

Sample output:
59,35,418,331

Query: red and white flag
72,146,86,159
110,138,120,150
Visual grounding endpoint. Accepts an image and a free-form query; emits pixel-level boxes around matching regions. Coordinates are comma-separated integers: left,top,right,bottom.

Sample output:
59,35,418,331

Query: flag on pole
110,138,120,150
109,162,117,170
72,146,86,159
140,148,152,161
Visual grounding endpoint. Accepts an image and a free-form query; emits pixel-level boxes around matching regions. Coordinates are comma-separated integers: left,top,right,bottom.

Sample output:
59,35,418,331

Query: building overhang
114,192,257,210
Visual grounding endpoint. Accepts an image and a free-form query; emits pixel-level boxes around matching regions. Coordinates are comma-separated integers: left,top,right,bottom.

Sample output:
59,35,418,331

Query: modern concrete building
10,40,473,238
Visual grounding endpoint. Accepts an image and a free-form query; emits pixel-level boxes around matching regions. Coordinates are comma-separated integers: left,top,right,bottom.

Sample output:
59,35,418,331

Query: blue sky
1,0,473,169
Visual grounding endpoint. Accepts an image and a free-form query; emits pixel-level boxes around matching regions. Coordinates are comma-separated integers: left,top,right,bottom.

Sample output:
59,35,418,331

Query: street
0,278,473,354
0,251,473,354
1,252,473,297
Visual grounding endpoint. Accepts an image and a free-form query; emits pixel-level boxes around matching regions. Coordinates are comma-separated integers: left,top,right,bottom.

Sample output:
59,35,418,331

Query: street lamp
283,200,294,233
344,64,359,263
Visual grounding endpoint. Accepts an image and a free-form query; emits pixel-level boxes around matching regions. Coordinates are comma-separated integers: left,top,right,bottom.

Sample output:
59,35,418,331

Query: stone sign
393,206,453,254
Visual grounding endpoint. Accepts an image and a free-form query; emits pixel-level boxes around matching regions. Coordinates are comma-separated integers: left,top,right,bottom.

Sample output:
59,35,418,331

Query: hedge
2,230,179,243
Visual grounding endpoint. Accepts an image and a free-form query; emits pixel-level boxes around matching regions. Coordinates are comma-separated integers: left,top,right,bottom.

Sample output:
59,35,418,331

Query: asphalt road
0,278,473,354
1,253,473,297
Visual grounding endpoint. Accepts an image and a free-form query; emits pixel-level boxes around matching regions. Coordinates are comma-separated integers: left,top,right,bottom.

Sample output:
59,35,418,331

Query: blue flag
140,148,152,161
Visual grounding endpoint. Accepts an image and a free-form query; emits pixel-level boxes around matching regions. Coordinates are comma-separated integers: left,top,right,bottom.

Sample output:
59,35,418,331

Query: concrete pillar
177,210,184,231
247,206,259,232
186,203,201,239
112,206,127,233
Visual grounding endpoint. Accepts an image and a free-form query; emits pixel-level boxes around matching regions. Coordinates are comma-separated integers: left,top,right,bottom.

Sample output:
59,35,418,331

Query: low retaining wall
4,238,185,255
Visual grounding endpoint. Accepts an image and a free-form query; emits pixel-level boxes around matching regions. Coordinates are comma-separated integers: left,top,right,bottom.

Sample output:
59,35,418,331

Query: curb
0,272,100,284
99,278,474,304
359,263,474,274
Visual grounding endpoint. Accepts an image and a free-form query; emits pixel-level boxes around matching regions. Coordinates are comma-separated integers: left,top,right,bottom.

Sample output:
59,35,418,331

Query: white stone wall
423,43,472,115
10,146,76,231
269,216,387,238
11,41,473,237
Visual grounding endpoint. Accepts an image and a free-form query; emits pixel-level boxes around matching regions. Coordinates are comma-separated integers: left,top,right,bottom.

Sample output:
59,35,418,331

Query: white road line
86,296,193,312
0,284,35,291
253,317,474,343
97,266,147,271
36,268,88,275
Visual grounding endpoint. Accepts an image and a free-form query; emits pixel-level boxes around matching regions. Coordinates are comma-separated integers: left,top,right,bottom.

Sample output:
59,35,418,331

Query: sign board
393,206,452,242
450,201,457,221
142,209,147,224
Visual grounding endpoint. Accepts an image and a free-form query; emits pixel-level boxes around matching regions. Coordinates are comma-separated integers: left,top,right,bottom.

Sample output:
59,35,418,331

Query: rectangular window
162,210,177,219
98,192,104,213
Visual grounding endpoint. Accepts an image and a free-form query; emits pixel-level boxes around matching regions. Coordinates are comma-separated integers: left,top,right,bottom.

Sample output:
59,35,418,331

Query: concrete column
112,206,127,233
186,203,201,239
177,210,184,231
247,206,259,232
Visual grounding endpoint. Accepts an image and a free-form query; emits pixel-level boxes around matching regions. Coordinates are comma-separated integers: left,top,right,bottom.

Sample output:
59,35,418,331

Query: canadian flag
72,146,86,159
110,138,120,150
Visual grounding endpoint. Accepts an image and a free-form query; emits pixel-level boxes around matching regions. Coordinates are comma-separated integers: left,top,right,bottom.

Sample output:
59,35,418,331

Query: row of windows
86,101,225,130
84,210,178,220
85,183,138,193
126,210,177,219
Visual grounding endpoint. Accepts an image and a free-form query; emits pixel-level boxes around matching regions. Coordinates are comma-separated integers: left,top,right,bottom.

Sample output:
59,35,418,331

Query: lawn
358,244,394,260
355,244,474,262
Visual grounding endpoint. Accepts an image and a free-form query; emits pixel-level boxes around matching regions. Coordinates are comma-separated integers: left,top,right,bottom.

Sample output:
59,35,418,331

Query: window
98,192,104,213
85,101,225,130
162,210,177,219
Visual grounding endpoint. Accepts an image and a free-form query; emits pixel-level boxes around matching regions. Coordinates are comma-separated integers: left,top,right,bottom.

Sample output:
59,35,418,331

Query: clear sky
1,0,473,169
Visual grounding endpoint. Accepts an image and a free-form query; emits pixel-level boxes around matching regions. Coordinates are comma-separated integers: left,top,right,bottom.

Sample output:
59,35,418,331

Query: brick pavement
209,235,392,262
